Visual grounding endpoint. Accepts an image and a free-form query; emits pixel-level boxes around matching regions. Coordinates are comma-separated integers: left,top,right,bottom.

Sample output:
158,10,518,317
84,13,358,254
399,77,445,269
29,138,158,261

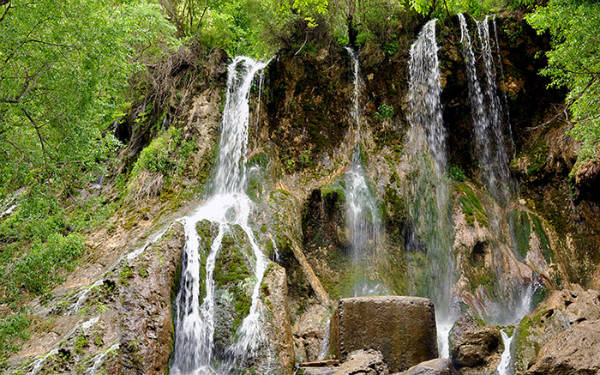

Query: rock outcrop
118,222,185,374
261,263,296,373
526,320,600,375
293,303,331,362
449,316,501,374
514,288,600,373
329,296,438,373
299,349,389,375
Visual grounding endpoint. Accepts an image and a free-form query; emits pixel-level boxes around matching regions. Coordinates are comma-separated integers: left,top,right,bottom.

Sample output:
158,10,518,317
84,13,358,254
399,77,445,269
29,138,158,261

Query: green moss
119,264,134,286
138,266,148,278
374,103,394,121
448,165,466,182
526,138,549,176
456,183,488,227
74,334,88,355
509,210,531,259
470,268,498,295
530,214,553,263
93,335,103,347
214,228,253,335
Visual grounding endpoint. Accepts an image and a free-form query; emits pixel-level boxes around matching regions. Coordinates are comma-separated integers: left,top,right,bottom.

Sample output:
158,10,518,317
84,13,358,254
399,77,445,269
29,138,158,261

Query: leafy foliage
0,0,177,306
0,314,29,365
0,0,178,195
526,0,600,168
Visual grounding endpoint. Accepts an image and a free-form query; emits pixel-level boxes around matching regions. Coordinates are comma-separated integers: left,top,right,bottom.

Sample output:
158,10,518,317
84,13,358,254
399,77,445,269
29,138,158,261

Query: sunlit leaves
0,0,178,193
527,0,600,166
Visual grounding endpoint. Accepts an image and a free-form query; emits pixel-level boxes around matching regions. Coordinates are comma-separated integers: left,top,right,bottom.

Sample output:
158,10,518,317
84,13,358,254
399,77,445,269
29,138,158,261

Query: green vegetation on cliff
526,0,600,170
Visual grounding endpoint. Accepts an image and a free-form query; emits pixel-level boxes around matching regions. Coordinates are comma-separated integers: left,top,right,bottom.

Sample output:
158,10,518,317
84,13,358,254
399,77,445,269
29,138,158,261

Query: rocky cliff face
4,11,600,375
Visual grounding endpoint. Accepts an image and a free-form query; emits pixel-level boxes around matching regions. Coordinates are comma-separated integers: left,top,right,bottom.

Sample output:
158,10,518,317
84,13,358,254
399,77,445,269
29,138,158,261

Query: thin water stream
407,19,457,358
344,47,384,297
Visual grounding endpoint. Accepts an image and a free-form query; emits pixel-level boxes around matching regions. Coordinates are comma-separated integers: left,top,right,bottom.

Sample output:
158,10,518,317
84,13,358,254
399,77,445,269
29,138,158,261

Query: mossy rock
212,224,254,352
455,183,488,227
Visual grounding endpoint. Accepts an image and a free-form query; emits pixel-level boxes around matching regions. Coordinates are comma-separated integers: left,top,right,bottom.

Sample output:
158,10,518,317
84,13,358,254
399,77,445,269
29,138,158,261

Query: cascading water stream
495,283,535,375
406,19,456,358
344,47,384,297
170,56,269,375
459,14,511,205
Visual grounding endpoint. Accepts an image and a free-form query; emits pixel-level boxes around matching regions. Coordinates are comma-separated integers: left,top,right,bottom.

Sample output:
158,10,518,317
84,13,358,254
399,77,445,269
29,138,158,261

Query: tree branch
20,106,47,159
0,0,11,24
526,74,599,130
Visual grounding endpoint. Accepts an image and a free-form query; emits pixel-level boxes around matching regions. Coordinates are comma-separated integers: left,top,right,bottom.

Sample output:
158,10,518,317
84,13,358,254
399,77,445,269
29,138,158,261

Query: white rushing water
170,56,268,375
344,47,384,297
459,14,511,205
497,329,514,375
407,19,456,357
495,283,534,375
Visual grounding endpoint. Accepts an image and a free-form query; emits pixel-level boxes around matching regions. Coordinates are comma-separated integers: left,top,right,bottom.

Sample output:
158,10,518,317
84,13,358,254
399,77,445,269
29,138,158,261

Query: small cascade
406,19,456,357
459,14,511,205
26,349,58,375
170,56,269,375
344,47,384,296
494,282,535,375
497,329,514,375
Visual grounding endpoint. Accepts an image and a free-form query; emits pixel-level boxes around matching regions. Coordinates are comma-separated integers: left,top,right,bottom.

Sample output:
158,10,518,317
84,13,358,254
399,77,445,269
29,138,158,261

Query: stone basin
329,296,438,373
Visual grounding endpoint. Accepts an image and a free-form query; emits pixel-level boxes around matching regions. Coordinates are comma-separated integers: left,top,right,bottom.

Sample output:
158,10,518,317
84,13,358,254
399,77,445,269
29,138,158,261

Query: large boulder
398,358,459,375
449,316,501,374
514,288,600,373
329,296,438,372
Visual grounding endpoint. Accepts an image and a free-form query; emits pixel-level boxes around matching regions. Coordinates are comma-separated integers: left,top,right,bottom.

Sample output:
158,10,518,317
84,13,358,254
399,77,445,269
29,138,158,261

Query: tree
0,0,178,195
526,0,600,169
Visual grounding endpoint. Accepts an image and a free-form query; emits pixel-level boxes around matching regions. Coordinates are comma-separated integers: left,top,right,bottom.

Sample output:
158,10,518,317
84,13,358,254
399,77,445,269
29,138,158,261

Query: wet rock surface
329,296,437,373
118,222,185,374
262,263,296,373
293,303,330,362
449,315,501,374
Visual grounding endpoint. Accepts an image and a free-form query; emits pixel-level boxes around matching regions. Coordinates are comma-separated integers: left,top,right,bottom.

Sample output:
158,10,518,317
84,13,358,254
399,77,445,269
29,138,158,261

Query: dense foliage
526,0,600,170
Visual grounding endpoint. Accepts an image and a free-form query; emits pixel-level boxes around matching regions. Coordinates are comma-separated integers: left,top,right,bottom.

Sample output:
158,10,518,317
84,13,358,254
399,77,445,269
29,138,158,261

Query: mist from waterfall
344,47,386,297
406,19,456,358
170,56,269,375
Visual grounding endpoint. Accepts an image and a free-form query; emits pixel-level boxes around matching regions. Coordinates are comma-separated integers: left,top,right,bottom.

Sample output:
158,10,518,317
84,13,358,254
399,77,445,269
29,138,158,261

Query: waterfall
406,19,456,358
459,14,511,205
344,47,385,297
170,56,269,375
